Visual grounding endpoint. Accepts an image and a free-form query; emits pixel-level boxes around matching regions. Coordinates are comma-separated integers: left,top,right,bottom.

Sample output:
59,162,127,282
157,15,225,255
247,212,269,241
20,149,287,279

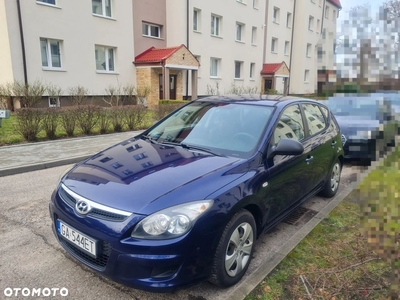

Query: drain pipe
287,0,296,95
17,0,28,85
185,0,189,100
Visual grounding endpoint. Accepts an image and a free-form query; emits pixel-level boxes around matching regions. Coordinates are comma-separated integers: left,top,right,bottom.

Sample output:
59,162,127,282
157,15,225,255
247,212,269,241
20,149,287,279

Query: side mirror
270,138,304,157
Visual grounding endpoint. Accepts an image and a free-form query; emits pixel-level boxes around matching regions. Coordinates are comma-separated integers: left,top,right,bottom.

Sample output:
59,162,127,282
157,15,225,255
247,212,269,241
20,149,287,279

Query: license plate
57,220,97,257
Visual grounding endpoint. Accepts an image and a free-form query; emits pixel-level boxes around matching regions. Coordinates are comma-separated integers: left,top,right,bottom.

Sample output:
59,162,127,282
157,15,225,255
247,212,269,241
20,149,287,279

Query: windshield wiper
141,135,159,144
180,143,225,157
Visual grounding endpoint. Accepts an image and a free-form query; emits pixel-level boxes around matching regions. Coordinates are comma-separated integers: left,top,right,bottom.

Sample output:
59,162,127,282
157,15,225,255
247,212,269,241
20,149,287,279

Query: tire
209,209,256,287
320,160,341,198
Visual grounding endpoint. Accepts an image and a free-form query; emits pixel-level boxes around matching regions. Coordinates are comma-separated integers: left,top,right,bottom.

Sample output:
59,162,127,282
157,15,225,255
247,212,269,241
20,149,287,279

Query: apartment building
262,0,341,95
0,0,341,109
0,0,135,107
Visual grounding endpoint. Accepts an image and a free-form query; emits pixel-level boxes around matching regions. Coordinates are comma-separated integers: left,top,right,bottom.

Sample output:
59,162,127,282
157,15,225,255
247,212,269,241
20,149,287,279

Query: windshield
145,101,274,158
327,98,380,119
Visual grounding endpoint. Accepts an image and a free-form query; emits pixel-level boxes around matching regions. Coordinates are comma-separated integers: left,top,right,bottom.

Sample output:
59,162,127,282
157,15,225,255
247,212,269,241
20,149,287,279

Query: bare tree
383,0,400,18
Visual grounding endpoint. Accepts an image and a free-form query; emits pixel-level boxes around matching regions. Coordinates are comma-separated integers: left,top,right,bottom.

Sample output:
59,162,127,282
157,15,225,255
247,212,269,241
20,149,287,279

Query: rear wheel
209,209,256,287
320,160,341,198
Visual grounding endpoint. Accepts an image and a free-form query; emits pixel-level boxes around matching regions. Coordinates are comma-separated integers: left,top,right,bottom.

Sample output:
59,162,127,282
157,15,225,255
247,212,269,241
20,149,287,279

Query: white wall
3,0,135,96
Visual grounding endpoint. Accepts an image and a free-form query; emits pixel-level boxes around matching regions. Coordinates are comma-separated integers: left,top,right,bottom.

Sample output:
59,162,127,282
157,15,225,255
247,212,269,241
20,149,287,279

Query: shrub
11,80,47,108
153,103,183,121
76,105,101,135
123,105,148,130
109,106,125,132
68,85,88,106
42,108,59,139
264,89,279,95
14,108,44,141
59,107,78,137
98,108,111,134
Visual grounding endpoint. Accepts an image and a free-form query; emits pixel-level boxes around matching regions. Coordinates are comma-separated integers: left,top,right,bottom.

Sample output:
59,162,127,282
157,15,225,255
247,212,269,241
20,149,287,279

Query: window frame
40,38,62,70
271,37,278,53
95,45,116,73
36,0,57,6
236,22,244,42
325,5,329,19
211,14,221,37
92,0,112,18
193,8,201,32
308,16,314,31
253,0,258,9
210,57,220,78
304,69,310,82
306,43,312,57
251,26,257,45
250,62,255,79
284,41,290,56
273,7,280,24
48,97,60,107
234,61,243,79
142,22,161,38
286,12,292,28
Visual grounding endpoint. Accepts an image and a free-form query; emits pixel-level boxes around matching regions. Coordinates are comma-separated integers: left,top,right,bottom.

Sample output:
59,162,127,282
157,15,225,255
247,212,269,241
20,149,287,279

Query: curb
0,155,91,177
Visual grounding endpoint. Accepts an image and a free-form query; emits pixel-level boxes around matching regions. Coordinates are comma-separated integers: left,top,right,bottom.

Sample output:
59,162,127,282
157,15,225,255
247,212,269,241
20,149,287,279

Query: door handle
305,156,314,164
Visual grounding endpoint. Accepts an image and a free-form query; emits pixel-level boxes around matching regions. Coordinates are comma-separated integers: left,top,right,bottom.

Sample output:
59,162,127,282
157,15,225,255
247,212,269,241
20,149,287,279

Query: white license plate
57,220,97,257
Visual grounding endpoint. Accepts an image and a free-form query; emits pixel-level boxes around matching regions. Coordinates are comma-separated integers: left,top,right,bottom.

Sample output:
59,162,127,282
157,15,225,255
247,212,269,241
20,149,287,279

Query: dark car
325,96,398,163
49,95,344,292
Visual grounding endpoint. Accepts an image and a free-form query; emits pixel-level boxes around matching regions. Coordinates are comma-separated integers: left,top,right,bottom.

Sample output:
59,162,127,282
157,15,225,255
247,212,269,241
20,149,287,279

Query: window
271,37,278,53
286,13,292,28
236,22,244,42
48,97,60,107
234,61,243,79
210,57,220,77
237,0,246,4
325,5,329,18
304,69,310,82
274,105,305,143
211,14,221,36
40,38,62,69
316,19,320,33
284,41,290,55
253,0,258,9
302,104,326,135
273,7,280,23
333,9,336,20
193,8,201,31
250,63,255,79
251,26,257,44
308,16,314,31
142,22,161,38
306,43,312,57
37,0,56,5
311,0,315,3
95,45,115,72
92,0,112,18
319,0,322,6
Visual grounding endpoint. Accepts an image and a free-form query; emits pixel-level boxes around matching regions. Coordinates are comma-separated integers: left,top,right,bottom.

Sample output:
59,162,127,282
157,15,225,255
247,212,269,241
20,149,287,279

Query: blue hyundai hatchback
49,95,344,292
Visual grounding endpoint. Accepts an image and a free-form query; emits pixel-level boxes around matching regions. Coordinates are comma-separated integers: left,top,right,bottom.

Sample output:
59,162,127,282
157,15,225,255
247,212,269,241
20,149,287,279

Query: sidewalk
0,131,143,177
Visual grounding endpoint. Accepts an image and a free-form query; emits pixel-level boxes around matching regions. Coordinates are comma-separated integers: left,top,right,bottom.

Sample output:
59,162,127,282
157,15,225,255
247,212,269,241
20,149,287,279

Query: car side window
319,106,329,120
274,104,305,144
302,103,326,136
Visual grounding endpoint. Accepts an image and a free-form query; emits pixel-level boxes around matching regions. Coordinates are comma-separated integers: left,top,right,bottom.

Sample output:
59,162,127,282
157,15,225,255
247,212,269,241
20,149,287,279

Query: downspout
261,0,270,94
16,0,28,85
185,0,189,100
287,0,296,95
321,0,326,35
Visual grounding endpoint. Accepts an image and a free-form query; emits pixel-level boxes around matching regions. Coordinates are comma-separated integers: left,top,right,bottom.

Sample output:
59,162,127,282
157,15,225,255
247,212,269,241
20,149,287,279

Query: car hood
335,116,380,135
62,138,246,215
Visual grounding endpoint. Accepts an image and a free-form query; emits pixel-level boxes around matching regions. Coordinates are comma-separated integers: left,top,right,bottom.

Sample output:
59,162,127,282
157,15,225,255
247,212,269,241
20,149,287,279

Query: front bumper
49,188,218,293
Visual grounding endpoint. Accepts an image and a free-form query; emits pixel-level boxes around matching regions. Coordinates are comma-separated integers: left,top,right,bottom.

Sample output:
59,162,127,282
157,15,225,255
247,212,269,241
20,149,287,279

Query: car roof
195,94,322,108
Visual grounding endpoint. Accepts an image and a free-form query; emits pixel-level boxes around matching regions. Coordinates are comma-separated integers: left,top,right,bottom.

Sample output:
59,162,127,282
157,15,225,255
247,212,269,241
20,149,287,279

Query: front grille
58,186,129,222
60,238,112,270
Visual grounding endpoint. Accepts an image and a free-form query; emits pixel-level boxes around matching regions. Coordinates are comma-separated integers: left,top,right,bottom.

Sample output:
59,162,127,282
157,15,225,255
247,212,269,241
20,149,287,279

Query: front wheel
320,160,341,198
209,209,256,287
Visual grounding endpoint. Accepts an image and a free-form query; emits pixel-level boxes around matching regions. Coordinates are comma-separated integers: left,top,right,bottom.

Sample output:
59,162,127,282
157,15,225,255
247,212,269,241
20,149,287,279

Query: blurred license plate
57,220,97,257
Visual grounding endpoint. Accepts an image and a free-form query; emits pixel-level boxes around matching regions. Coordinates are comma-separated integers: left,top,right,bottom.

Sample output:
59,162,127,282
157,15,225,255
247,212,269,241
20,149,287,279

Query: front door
170,75,177,100
159,75,177,100
264,79,273,92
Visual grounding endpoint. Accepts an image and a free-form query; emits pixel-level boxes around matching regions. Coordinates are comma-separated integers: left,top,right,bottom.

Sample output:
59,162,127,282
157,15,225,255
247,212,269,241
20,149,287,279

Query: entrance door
158,75,177,100
169,75,177,100
264,79,273,92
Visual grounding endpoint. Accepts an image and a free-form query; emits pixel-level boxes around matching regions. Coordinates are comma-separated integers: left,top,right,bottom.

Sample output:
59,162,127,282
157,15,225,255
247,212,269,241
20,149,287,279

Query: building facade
0,0,341,108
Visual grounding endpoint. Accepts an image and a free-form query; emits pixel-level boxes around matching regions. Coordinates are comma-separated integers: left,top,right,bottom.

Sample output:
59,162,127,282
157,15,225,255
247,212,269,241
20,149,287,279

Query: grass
246,147,400,299
0,111,155,146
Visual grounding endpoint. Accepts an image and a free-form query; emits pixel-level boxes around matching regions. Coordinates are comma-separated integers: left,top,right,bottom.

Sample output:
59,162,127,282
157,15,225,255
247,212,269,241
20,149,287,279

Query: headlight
56,164,76,187
131,200,214,239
